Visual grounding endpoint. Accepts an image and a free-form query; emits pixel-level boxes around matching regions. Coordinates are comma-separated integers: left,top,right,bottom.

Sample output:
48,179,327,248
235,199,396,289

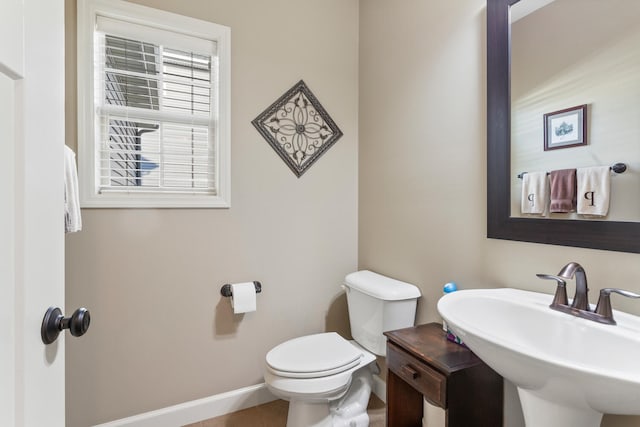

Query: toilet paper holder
220,281,262,297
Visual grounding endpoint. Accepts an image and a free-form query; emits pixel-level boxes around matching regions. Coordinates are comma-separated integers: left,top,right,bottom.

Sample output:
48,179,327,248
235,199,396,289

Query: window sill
79,191,230,209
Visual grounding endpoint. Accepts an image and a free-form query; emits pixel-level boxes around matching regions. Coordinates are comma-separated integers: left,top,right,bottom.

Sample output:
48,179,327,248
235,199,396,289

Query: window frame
77,0,231,208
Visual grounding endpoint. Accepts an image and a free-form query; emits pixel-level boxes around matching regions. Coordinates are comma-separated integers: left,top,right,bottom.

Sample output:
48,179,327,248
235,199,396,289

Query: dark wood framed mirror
486,0,640,253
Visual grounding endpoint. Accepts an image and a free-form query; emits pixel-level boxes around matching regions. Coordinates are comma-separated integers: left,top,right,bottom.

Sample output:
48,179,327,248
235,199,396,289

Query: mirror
510,0,640,222
487,0,640,253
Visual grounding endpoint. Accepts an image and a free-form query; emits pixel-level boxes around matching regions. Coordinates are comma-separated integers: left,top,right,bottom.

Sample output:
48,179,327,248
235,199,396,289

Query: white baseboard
93,377,387,427
92,383,277,427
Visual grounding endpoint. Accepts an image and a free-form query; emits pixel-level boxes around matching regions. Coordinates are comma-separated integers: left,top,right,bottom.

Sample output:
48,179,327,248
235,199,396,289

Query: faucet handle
594,288,640,325
536,274,568,307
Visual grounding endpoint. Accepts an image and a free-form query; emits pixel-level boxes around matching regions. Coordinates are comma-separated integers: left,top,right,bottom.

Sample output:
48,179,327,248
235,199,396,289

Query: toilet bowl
265,333,376,427
264,270,421,427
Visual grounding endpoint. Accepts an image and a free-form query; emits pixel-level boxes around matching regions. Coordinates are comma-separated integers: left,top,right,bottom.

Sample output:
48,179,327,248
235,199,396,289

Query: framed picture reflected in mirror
544,104,587,151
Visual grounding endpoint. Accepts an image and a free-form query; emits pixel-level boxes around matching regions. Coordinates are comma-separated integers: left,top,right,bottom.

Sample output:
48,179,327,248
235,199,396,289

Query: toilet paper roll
230,282,257,314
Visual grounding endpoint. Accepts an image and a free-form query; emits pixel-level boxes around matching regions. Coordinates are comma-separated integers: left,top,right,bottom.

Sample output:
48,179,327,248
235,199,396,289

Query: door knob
41,306,91,345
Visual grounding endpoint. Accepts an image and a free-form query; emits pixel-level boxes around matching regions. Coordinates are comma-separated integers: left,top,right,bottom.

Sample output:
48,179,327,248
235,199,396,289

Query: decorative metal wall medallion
252,80,343,177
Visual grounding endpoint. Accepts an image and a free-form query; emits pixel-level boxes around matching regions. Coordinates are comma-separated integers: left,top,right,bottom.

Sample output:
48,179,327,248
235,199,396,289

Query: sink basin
438,288,640,427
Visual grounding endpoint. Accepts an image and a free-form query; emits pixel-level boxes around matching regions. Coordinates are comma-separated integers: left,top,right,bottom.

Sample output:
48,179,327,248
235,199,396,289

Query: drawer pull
402,365,419,379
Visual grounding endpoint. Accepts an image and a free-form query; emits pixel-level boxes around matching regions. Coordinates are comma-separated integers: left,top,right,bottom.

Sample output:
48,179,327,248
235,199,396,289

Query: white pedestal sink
438,288,640,427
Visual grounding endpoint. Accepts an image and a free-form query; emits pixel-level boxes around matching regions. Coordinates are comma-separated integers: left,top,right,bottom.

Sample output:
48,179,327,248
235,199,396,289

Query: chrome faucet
537,262,640,325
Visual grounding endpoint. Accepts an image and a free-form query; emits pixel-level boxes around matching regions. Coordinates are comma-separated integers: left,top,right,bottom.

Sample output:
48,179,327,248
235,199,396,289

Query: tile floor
183,395,385,427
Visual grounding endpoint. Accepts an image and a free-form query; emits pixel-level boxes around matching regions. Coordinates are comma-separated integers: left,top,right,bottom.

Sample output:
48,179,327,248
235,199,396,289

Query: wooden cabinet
384,323,503,427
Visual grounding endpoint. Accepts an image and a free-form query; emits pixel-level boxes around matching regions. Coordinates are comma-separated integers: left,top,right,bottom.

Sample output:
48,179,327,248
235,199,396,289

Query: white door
0,0,66,426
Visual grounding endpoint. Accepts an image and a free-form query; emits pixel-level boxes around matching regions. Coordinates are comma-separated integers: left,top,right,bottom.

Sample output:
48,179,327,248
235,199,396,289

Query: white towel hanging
521,171,548,216
576,166,610,217
64,145,82,233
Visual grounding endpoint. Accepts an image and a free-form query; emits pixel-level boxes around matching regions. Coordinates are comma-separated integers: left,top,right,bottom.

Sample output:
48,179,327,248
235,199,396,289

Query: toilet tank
344,270,421,356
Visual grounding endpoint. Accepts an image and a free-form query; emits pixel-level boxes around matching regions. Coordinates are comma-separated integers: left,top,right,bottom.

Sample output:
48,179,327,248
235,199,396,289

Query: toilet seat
266,332,363,379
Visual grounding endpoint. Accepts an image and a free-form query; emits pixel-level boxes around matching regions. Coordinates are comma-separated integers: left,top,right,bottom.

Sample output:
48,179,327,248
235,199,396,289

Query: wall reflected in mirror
510,0,640,221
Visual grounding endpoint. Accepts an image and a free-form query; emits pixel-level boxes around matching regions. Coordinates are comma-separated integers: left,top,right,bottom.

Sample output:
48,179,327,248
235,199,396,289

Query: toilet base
285,365,374,427
286,400,333,427
330,367,372,427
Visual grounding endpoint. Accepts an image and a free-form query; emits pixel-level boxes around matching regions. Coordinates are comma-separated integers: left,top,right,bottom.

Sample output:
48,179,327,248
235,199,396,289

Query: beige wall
359,1,640,427
359,0,487,325
65,0,358,425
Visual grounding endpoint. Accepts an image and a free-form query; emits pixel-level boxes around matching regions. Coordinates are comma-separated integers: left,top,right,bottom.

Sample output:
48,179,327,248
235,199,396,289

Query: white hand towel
577,166,610,217
64,145,82,233
521,171,548,215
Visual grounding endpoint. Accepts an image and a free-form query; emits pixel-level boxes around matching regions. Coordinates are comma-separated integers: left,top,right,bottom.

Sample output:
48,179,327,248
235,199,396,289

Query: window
78,0,230,207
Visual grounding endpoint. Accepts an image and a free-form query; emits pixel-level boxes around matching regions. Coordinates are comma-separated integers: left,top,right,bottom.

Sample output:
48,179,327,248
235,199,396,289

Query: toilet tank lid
344,270,421,300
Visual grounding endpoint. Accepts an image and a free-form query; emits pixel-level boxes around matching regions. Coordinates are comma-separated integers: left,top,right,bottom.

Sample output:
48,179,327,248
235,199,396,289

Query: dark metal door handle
41,307,91,344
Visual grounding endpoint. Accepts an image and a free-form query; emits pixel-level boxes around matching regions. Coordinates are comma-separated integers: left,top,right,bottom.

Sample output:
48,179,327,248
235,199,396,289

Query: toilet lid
266,332,363,379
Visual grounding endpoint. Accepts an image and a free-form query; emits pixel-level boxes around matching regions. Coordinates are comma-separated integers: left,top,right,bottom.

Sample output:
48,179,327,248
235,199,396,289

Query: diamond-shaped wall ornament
252,80,343,177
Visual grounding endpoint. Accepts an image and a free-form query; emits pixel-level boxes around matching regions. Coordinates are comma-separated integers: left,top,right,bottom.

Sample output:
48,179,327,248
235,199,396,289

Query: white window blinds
95,17,218,194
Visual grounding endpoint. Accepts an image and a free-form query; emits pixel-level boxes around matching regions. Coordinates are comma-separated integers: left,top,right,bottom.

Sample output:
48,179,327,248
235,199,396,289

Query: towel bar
517,163,627,179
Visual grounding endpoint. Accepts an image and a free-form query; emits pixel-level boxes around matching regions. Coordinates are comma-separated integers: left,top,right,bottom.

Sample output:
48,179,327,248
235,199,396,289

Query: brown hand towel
549,169,577,213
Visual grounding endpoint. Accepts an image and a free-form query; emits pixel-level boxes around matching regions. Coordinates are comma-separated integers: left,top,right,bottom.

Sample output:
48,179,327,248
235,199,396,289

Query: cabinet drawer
387,343,447,407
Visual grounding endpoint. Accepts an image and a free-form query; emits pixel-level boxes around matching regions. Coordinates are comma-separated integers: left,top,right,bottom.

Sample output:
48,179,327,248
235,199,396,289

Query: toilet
264,270,421,427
